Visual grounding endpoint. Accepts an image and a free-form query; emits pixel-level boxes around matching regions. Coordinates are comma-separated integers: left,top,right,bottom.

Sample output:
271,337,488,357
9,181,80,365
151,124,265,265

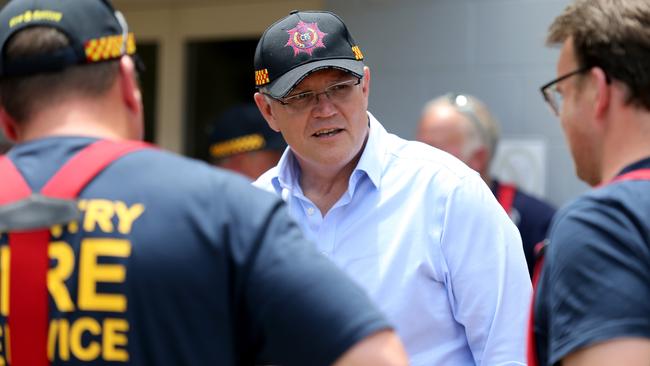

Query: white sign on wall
491,138,547,197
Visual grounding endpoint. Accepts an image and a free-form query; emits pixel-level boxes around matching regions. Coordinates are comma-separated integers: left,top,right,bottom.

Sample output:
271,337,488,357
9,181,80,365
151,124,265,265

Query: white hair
424,93,501,164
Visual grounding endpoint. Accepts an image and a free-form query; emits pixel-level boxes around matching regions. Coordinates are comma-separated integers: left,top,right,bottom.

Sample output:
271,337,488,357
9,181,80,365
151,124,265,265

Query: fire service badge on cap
285,21,327,56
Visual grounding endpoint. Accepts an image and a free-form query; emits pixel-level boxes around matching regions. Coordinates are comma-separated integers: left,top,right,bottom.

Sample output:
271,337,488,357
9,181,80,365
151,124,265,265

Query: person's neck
299,155,360,216
17,97,132,143
600,110,650,183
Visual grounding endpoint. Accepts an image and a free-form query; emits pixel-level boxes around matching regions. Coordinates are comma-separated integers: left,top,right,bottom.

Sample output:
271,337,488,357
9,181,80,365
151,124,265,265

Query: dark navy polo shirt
533,157,650,365
0,137,390,366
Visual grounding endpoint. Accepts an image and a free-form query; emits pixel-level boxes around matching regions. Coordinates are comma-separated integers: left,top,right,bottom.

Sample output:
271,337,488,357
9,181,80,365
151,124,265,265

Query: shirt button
320,251,329,257
281,188,290,201
307,207,315,215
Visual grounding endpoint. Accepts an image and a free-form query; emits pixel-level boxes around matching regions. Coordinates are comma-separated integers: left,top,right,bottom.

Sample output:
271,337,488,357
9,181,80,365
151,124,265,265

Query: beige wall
114,1,323,152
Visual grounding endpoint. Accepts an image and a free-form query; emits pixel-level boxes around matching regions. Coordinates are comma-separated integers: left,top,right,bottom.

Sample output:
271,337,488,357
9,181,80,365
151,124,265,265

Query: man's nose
312,91,337,116
314,90,333,103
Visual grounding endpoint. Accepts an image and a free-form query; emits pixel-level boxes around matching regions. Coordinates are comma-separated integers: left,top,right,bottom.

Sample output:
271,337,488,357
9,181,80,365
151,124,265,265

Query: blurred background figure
208,103,286,180
417,93,555,277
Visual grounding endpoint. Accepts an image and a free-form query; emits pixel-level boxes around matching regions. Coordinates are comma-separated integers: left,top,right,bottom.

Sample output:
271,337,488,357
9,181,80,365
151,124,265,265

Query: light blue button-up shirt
254,112,532,365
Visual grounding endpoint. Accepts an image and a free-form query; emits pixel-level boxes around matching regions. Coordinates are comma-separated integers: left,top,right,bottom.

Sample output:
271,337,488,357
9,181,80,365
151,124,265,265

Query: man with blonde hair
531,0,650,365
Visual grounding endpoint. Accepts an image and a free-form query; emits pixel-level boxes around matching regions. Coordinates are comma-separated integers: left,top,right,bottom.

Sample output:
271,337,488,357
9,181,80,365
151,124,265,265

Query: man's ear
362,66,371,98
0,107,18,142
592,67,610,120
253,92,280,132
118,56,144,139
119,56,143,119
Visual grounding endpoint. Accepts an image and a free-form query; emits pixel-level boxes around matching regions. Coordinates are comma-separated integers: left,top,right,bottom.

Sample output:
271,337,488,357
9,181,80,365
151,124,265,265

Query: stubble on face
557,38,602,186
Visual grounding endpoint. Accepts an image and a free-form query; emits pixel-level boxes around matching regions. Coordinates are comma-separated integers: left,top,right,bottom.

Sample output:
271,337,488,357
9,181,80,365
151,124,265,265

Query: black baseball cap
208,103,286,160
0,0,136,77
254,10,365,98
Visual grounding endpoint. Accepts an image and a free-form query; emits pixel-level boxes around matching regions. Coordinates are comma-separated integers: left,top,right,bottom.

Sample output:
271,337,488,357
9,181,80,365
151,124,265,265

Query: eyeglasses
540,66,591,116
265,78,361,110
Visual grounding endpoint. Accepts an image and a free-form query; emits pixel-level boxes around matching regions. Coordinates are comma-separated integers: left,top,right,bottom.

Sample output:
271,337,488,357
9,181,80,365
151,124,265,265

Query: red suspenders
496,182,517,215
526,240,547,366
526,168,650,366
0,139,150,366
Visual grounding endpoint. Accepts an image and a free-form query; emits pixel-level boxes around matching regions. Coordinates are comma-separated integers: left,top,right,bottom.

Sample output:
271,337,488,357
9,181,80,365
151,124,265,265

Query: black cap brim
265,58,364,98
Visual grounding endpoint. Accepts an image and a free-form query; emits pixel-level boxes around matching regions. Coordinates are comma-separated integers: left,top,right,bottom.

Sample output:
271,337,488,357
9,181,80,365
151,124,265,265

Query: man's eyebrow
291,75,354,95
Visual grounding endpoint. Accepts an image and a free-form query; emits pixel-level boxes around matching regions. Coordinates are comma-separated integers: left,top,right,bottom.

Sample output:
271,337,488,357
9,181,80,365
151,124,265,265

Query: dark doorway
184,39,258,161
137,42,159,144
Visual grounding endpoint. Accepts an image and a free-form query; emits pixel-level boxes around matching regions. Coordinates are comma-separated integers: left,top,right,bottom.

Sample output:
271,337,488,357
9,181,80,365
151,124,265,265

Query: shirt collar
616,156,650,176
270,111,385,194
354,111,384,189
271,147,301,196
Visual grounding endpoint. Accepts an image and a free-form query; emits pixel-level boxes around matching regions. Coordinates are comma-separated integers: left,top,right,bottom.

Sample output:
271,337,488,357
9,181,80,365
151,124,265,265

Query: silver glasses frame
264,77,361,109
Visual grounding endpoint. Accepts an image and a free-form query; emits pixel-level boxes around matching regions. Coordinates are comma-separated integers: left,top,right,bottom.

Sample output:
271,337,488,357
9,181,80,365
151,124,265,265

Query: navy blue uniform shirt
0,137,390,366
533,157,650,365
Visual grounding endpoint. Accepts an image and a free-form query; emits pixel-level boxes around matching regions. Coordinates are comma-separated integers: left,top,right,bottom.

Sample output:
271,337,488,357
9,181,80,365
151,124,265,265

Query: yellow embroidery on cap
84,33,136,62
352,45,363,60
255,69,270,86
9,10,63,28
210,134,266,159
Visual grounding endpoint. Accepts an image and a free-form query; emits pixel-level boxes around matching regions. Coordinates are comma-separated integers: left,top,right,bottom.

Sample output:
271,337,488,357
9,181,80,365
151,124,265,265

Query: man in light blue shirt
252,10,531,366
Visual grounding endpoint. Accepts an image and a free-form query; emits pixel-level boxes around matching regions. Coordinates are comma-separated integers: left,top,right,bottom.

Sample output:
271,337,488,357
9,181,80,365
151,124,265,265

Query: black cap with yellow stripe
209,103,286,160
0,0,136,77
254,10,365,98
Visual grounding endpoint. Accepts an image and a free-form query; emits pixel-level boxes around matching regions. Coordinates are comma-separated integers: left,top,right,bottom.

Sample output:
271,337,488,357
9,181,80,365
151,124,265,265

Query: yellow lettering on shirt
0,200,144,363
78,239,130,312
114,202,144,235
48,318,70,361
102,318,129,362
69,317,101,361
48,242,75,312
51,221,79,239
45,318,127,363
0,247,7,316
83,200,115,233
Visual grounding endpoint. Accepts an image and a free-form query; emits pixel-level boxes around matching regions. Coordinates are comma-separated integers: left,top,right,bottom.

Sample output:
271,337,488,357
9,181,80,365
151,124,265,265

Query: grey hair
423,94,501,164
